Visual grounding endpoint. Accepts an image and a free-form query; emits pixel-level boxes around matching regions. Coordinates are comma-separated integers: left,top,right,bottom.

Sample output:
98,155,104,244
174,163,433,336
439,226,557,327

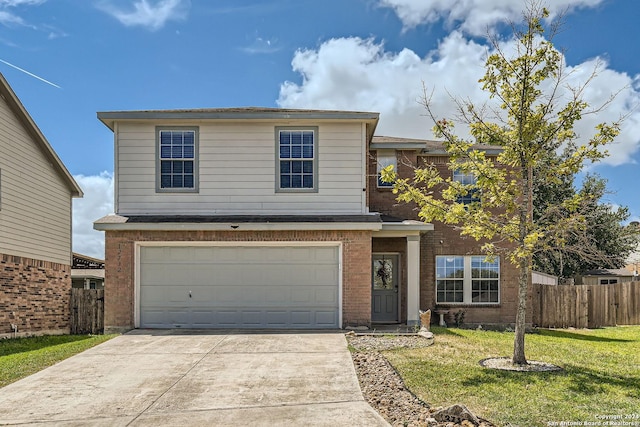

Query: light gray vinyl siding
0,94,72,265
116,122,367,215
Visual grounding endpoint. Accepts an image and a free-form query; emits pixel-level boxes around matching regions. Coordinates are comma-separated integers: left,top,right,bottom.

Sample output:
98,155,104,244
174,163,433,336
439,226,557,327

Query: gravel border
347,333,495,427
479,357,564,372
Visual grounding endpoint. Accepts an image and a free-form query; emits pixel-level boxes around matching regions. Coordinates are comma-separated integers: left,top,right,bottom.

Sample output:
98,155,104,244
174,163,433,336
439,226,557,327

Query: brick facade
369,150,528,327
104,229,372,332
0,252,71,337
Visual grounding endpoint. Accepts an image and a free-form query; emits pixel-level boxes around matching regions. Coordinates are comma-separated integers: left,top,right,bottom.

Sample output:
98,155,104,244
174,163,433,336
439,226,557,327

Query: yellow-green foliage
383,5,620,264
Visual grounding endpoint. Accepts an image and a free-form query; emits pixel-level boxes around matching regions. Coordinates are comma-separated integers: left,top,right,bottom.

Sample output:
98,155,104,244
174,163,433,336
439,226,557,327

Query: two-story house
0,73,83,338
94,108,432,332
95,108,520,332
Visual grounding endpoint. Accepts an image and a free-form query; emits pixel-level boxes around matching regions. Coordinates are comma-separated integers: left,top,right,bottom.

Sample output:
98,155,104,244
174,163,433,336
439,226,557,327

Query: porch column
407,234,420,326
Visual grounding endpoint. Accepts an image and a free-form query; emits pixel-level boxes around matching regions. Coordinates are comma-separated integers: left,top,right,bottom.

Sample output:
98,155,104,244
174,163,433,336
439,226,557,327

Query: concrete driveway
0,330,388,426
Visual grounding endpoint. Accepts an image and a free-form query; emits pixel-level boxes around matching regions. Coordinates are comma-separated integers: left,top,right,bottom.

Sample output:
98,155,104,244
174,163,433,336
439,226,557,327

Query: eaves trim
94,221,383,232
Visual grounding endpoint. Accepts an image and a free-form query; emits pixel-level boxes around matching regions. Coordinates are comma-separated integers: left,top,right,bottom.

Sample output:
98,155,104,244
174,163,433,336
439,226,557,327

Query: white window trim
155,126,199,193
275,126,319,193
376,150,396,188
436,255,500,305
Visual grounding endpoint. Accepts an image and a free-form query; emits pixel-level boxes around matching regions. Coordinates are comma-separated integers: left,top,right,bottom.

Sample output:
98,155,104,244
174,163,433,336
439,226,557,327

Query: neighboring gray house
0,72,83,338
71,253,105,290
576,269,636,286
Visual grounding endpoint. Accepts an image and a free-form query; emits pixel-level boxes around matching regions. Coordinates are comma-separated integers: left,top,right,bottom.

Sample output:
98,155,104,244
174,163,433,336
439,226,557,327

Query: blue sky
0,0,638,258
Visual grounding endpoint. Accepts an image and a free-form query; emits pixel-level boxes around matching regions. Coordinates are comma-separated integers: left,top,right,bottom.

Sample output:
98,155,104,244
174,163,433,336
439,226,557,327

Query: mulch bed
347,334,496,427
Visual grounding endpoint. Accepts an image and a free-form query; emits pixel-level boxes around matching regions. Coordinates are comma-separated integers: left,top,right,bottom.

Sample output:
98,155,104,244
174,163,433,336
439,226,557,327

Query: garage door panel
265,311,288,326
216,311,240,326
314,247,339,262
168,310,191,326
316,311,338,326
141,265,174,284
291,288,314,304
141,310,167,326
315,288,339,304
242,311,263,326
192,247,216,261
290,311,311,325
310,266,339,283
140,245,339,329
191,310,215,327
142,309,192,328
141,287,180,304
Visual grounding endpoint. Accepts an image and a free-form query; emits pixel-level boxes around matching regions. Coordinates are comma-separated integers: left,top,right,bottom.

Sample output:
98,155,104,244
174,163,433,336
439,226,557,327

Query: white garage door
139,245,340,329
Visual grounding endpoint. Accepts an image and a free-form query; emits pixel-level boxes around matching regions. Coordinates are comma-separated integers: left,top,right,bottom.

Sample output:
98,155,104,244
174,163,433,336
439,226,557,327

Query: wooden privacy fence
532,281,640,329
70,288,104,334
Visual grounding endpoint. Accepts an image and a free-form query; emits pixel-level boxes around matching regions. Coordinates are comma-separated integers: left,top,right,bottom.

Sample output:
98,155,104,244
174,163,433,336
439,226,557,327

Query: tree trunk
512,260,529,365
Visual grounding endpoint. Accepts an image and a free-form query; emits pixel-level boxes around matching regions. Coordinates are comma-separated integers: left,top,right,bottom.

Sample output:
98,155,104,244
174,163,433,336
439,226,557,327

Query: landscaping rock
433,404,480,425
348,334,496,427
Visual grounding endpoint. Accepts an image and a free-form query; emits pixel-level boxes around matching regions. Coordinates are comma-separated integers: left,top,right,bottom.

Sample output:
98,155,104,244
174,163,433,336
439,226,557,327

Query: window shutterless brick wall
0,252,71,337
104,229,372,331
368,149,530,327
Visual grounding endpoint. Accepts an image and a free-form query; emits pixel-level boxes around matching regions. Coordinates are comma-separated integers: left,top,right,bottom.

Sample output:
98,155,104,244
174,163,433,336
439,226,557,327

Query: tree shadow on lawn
536,329,634,343
0,335,95,357
460,363,640,399
562,364,640,398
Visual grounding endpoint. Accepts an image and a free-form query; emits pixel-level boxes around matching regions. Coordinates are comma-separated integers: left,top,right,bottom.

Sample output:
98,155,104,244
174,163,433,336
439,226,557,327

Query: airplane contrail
0,58,61,89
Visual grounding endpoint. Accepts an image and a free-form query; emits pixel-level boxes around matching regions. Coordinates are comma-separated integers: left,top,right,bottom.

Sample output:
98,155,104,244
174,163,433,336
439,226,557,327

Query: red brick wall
0,252,71,337
104,229,372,331
369,150,528,327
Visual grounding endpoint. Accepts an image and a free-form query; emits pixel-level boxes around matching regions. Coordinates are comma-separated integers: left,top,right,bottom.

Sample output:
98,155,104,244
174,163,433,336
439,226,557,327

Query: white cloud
0,10,26,26
0,0,46,6
0,0,47,31
72,172,114,259
278,34,640,166
377,0,604,35
241,37,281,55
97,0,189,31
278,34,489,138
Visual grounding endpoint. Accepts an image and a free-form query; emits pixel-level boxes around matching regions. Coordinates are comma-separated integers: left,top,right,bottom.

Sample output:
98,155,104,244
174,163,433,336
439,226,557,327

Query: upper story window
156,127,198,192
277,127,318,192
452,169,479,204
376,150,397,188
436,255,500,304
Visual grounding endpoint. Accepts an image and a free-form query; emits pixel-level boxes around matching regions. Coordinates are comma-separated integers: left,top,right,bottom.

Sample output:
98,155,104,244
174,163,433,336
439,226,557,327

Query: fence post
70,288,104,334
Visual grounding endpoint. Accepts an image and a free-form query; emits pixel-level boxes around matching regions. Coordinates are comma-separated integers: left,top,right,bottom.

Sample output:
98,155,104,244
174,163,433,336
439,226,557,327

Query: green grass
0,334,117,388
385,326,640,427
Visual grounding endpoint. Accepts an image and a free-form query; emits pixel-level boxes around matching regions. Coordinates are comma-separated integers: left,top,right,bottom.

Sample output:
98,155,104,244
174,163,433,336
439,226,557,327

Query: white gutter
94,221,383,232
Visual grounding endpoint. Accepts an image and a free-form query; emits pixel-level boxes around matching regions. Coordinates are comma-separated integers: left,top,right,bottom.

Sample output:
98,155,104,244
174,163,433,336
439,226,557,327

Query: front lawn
0,334,117,388
385,326,640,427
